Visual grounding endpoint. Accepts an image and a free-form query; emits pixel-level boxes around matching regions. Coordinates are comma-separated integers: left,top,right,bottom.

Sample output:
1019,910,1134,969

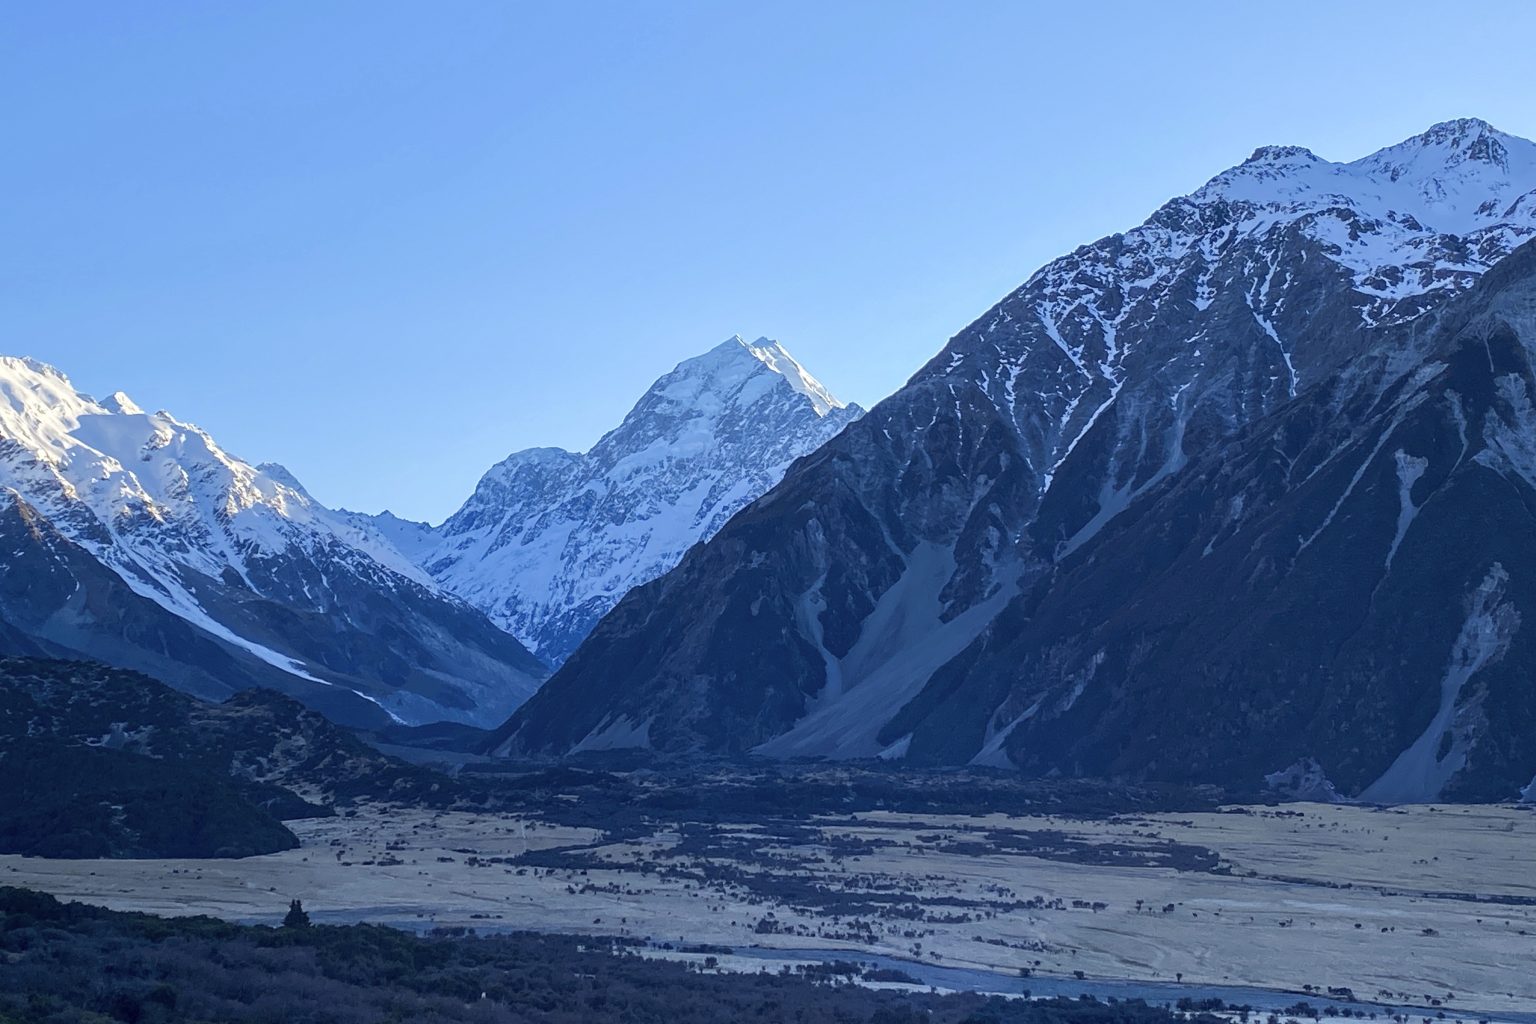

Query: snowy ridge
0,355,432,600
0,355,546,726
736,337,848,416
1199,118,1536,307
376,336,862,665
950,118,1536,505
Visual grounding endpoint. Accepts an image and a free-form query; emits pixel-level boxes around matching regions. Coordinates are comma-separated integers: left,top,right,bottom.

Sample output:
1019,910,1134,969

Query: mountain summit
0,356,547,728
494,120,1536,801
362,336,862,665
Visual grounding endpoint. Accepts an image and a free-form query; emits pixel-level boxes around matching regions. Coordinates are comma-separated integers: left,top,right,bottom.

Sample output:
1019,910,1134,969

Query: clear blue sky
4,2,1535,523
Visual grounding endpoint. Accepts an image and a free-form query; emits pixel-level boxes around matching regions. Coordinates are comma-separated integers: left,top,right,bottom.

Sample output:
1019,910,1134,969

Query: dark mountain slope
894,241,1536,800
0,494,393,727
495,121,1536,764
2,739,300,859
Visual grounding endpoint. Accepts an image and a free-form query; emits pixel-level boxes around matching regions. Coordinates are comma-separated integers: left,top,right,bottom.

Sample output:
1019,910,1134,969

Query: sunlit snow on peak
389,335,864,665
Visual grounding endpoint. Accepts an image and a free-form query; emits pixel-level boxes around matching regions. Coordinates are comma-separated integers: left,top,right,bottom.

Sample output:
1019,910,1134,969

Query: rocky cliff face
494,120,1536,799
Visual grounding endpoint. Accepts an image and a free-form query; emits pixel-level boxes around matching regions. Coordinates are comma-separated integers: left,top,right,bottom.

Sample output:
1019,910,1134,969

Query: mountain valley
497,119,1536,803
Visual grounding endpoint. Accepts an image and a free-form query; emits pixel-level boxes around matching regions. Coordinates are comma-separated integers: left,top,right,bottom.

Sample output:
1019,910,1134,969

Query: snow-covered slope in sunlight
0,356,546,727
370,336,862,666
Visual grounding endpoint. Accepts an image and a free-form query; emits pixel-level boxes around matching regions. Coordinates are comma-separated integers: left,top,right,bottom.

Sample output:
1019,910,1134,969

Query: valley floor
5,802,1534,1019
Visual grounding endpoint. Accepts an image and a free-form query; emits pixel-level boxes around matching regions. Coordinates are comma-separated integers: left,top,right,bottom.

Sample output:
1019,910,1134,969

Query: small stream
264,912,1532,1023
730,945,1535,1023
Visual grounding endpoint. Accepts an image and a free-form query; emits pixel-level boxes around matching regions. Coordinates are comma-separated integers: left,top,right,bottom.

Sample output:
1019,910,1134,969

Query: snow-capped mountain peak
1384,116,1513,170
1239,144,1320,169
370,336,863,666
1,356,359,566
0,354,547,726
944,122,1536,497
639,335,848,423
731,335,849,416
1195,118,1536,239
252,461,315,500
100,390,144,416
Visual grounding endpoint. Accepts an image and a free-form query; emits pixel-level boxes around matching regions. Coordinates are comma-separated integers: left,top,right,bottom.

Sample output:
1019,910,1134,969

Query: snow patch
1474,373,1536,489
1298,396,1423,553
1385,449,1429,571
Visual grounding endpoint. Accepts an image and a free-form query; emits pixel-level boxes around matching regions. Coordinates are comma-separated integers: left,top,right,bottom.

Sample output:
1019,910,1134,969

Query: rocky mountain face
495,119,1536,800
0,360,547,729
885,243,1536,802
365,336,862,666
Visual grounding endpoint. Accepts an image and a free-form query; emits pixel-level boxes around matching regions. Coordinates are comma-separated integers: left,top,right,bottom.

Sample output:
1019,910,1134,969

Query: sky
4,2,1536,523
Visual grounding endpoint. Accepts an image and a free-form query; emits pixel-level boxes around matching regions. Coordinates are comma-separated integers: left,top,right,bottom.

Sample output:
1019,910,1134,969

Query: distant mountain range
0,335,857,727
354,336,861,666
494,119,1536,802
9,118,1536,803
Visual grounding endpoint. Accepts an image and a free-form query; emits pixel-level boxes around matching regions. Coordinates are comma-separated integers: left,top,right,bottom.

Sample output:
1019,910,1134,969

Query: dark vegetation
1,657,1225,861
921,829,1221,873
500,817,1223,943
0,738,297,859
460,755,1228,831
0,887,1226,1024
0,658,458,858
0,658,455,806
